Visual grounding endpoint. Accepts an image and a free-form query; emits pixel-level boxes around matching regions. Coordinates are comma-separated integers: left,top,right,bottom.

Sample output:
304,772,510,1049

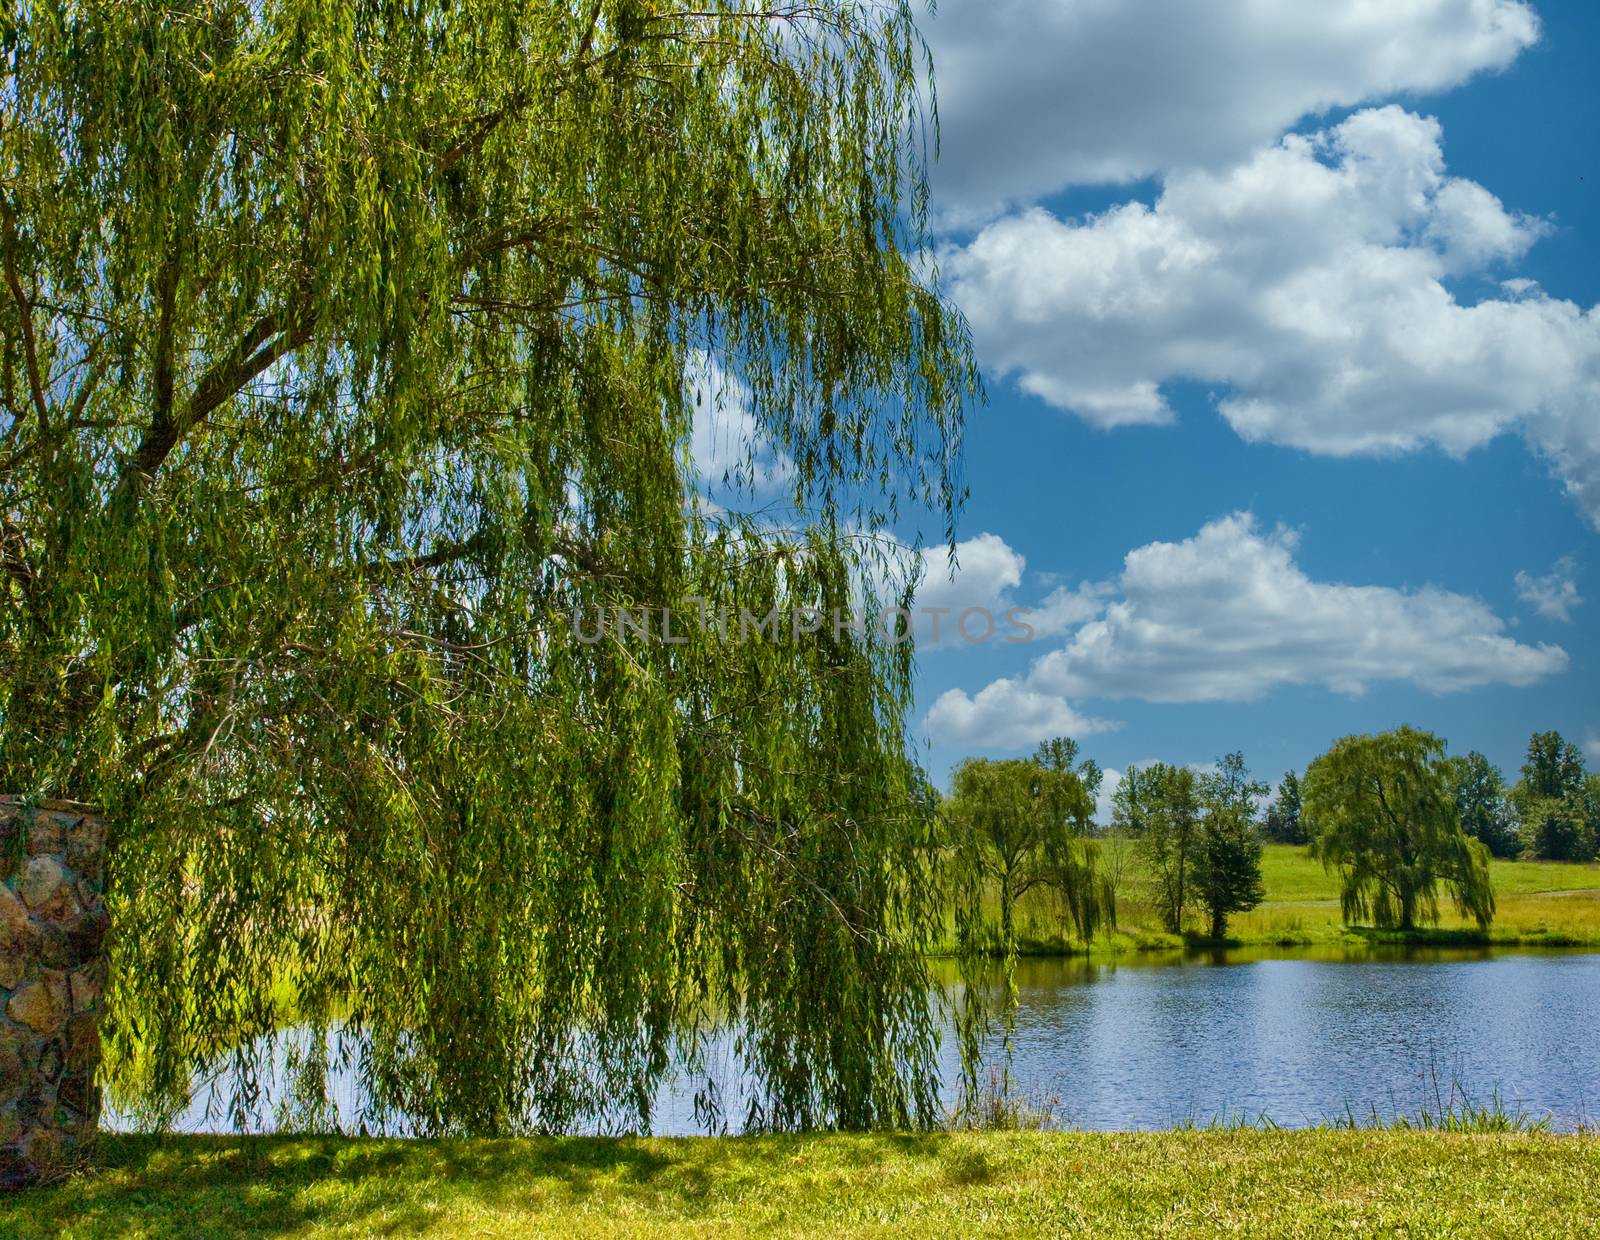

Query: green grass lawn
3,1131,1596,1238
1257,844,1600,900
981,844,1600,955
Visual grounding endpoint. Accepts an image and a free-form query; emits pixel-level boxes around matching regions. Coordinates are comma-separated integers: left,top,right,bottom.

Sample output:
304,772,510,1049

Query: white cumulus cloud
1094,765,1122,826
1033,513,1568,700
944,106,1600,525
913,533,1109,646
926,0,1539,221
926,514,1568,742
915,532,1025,617
924,677,1117,749
685,352,793,500
1515,557,1583,622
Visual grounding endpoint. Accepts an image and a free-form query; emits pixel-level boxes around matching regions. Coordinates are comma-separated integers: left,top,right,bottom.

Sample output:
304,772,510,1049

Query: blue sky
903,0,1600,798
697,2,1599,800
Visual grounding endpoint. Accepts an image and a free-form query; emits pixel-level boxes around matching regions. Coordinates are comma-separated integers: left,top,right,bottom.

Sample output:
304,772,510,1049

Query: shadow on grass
0,1131,959,1238
0,1134,689,1238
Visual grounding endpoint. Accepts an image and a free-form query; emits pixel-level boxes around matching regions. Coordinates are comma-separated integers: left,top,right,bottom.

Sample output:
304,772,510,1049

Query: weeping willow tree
946,740,1112,957
944,739,1112,1104
0,1,980,1134
1303,728,1495,933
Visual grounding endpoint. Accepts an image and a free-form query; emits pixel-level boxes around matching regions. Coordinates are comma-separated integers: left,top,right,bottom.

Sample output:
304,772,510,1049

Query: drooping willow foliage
946,741,1112,956
0,1,979,1133
1303,728,1496,934
943,738,1112,1101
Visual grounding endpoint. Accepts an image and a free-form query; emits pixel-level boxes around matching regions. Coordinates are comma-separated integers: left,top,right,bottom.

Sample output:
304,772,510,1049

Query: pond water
113,947,1600,1134
938,947,1600,1130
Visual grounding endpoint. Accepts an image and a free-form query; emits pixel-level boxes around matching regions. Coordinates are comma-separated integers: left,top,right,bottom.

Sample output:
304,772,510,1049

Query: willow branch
0,196,50,434
119,308,312,494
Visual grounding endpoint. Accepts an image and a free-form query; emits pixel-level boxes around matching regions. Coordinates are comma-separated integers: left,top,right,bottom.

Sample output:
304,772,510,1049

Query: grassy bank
968,845,1600,955
3,1130,1596,1237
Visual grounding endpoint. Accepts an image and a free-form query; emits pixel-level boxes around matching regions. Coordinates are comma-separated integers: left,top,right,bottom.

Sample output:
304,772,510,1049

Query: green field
977,844,1600,955
3,1131,1595,1238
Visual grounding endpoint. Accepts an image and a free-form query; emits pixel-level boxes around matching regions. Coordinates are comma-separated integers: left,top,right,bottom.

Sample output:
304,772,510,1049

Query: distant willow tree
945,739,1114,958
1303,728,1494,933
944,739,1112,1103
0,1,979,1134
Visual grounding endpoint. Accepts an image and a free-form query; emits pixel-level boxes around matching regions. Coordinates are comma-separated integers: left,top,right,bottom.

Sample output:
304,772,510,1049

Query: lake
935,947,1600,1131
114,947,1600,1135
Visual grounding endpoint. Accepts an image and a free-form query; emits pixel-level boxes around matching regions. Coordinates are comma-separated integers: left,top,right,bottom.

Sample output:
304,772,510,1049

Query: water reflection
965,947,1600,1130
112,947,1600,1135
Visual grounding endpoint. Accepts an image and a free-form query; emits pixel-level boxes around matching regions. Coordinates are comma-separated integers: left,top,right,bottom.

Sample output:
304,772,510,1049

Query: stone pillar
0,799,109,1190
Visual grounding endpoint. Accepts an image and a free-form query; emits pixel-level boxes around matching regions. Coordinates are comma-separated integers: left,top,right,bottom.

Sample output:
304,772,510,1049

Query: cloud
927,514,1567,741
1027,582,1115,639
685,352,793,499
1585,732,1600,766
924,677,1117,749
944,106,1600,525
1033,513,1568,701
915,533,1025,617
1514,557,1583,622
926,0,1538,220
913,533,1109,646
1094,766,1122,826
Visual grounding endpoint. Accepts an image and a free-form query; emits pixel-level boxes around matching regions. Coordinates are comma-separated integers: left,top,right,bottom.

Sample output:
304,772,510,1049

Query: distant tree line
1108,753,1267,941
942,726,1599,954
1262,729,1598,862
1502,731,1600,862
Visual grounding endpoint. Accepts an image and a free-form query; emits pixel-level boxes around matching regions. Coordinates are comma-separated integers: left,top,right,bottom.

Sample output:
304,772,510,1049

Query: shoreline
932,922,1600,962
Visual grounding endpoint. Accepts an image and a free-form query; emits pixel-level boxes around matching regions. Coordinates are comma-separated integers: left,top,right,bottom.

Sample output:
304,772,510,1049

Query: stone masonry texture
0,798,108,1190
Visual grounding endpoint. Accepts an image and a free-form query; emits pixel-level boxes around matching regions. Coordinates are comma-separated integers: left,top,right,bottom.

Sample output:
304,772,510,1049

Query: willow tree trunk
0,799,109,1190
